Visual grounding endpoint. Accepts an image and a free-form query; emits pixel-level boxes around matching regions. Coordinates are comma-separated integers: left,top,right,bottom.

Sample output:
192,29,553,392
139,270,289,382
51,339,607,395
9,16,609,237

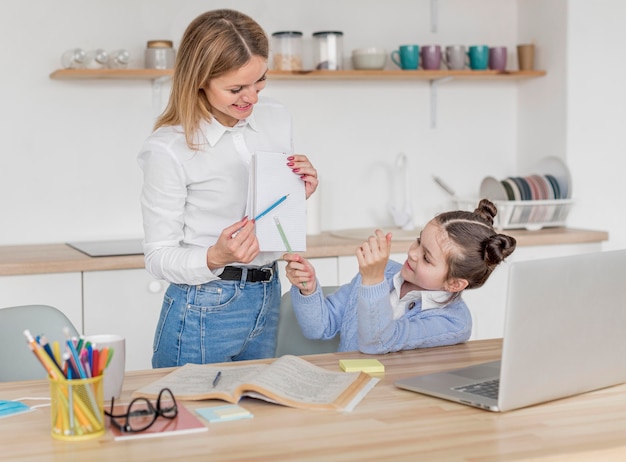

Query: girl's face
401,220,466,293
204,55,268,127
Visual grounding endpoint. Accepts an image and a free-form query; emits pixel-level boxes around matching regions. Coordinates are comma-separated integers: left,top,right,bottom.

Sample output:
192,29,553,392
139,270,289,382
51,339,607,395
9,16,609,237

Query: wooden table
2,339,626,461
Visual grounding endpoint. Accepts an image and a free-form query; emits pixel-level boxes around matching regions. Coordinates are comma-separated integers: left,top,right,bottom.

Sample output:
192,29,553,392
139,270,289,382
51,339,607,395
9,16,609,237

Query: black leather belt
219,265,274,282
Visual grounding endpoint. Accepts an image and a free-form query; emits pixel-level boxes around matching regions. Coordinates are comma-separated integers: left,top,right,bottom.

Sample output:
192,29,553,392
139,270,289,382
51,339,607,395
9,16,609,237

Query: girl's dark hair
435,199,517,300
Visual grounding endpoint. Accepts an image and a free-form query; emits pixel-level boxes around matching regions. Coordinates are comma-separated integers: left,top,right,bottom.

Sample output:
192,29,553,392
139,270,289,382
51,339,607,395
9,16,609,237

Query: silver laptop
394,249,626,412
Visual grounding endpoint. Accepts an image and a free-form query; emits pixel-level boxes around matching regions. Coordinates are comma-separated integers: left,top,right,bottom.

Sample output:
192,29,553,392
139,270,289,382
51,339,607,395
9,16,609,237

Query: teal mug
391,45,419,70
468,45,489,70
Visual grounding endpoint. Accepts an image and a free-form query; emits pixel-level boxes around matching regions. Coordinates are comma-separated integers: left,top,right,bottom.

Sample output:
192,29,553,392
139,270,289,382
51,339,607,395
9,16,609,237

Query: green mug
391,45,419,70
468,45,489,70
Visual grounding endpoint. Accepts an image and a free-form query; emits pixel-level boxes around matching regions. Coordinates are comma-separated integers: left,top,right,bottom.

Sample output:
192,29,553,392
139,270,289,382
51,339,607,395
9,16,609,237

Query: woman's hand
283,253,317,295
206,217,260,270
356,229,392,286
287,154,318,199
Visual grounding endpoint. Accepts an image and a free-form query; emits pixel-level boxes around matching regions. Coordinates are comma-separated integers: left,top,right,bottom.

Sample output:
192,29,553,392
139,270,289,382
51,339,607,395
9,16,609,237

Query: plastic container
271,31,303,71
312,31,344,70
61,48,87,69
145,40,175,69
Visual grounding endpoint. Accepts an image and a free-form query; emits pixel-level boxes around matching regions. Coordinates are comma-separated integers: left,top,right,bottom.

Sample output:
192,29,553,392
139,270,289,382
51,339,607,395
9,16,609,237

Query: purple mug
420,45,442,70
489,46,507,71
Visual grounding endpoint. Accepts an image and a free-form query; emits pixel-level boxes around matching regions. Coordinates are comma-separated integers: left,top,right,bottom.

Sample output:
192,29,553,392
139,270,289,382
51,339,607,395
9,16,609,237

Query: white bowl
351,47,387,70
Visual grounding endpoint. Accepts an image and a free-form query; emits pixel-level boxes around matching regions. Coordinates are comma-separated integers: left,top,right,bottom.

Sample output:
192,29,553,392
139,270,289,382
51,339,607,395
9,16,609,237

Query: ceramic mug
517,43,535,70
391,45,419,70
443,45,468,70
468,45,489,70
420,45,441,70
489,46,507,71
83,334,126,401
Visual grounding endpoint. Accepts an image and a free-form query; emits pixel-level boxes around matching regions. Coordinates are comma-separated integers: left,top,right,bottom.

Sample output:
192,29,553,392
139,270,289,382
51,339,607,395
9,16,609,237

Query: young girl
283,199,517,354
139,9,318,367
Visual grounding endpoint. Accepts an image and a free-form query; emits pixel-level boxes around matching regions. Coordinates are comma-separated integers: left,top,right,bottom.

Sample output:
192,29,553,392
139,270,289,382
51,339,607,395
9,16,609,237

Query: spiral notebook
248,151,306,252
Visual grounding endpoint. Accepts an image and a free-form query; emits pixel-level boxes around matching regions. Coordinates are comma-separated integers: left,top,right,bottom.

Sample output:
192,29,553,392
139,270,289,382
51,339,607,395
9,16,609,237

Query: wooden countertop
2,338,626,461
0,227,608,276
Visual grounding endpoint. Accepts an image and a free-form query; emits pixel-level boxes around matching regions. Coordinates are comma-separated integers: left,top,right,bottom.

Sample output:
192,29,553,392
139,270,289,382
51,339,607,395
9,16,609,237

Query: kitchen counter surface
0,227,609,276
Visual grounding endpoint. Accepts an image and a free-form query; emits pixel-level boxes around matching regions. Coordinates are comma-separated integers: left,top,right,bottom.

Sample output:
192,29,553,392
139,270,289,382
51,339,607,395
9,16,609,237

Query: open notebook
395,249,626,412
248,151,306,252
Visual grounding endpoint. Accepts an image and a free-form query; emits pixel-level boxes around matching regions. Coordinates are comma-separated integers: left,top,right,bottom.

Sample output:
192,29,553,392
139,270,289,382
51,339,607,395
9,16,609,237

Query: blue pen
254,194,289,221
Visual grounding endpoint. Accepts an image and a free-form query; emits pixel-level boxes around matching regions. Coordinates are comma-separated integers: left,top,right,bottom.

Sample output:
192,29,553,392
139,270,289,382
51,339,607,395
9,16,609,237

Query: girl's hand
356,229,392,286
287,154,318,199
206,217,260,270
283,253,317,295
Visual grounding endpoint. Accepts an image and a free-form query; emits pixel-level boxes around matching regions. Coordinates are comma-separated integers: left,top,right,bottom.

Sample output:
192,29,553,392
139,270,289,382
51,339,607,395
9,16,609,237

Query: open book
132,355,378,412
248,151,306,252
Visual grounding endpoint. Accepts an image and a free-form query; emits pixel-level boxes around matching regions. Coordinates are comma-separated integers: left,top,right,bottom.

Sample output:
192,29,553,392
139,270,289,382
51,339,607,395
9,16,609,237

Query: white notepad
249,151,306,252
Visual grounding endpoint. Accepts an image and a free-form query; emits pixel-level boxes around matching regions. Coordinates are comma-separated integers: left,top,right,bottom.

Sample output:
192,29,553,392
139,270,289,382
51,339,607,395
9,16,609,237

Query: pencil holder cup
49,375,104,441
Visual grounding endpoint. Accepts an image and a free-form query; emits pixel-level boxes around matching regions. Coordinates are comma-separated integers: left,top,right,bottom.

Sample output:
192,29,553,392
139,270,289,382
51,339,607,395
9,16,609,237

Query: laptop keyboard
453,379,500,400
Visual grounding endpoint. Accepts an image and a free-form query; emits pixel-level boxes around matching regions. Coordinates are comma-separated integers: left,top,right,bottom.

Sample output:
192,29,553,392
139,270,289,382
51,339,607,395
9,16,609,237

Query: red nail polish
287,156,295,161
292,168,300,173
287,162,294,167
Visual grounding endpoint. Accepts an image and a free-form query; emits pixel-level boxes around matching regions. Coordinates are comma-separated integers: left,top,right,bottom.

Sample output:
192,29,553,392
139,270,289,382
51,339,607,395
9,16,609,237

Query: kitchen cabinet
82,269,166,371
0,272,82,332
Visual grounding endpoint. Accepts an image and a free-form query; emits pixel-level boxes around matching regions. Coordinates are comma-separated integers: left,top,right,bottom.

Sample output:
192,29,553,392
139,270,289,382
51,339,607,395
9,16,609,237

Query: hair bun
473,199,497,226
483,234,517,265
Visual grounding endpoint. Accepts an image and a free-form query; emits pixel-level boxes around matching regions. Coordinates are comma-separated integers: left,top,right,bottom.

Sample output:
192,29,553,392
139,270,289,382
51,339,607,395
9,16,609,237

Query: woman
139,9,318,367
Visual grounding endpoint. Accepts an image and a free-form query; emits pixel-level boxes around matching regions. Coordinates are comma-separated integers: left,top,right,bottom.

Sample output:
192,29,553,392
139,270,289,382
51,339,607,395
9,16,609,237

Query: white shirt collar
202,113,259,147
390,271,452,319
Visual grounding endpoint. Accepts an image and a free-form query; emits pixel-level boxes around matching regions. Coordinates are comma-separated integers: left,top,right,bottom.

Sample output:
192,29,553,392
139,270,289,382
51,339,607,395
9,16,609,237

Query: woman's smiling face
204,55,268,127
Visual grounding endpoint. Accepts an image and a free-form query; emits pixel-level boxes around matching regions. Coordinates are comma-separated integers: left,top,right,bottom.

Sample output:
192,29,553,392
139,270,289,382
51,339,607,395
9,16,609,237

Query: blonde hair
154,9,269,149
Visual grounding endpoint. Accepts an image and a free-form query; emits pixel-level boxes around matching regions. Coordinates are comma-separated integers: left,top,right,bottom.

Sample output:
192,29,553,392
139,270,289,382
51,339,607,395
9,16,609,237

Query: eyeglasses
104,388,178,433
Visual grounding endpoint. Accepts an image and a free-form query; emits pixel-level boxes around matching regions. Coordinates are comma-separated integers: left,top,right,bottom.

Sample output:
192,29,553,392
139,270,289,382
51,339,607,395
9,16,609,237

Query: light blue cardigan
289,260,472,354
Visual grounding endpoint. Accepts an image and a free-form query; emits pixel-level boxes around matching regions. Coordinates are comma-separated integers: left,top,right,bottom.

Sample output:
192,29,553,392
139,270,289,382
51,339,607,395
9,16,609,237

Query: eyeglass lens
106,388,178,433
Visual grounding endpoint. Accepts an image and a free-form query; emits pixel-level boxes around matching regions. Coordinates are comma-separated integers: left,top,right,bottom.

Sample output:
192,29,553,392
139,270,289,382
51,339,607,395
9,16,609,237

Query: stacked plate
475,157,573,230
479,157,571,201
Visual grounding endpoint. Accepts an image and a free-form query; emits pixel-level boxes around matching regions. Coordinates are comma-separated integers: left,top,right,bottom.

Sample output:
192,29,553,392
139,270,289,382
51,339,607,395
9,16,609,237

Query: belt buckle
261,266,274,282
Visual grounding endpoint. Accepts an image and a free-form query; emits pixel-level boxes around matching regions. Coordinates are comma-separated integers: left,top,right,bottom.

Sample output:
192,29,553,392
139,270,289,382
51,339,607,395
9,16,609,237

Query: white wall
0,0,623,249
565,0,626,250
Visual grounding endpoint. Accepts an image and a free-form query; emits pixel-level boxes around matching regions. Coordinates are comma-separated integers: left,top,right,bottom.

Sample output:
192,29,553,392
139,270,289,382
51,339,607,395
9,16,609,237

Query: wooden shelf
49,68,546,81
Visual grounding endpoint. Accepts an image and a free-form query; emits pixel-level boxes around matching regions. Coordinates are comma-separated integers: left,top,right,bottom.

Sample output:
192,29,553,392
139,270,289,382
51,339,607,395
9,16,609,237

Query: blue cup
391,45,419,70
468,45,489,70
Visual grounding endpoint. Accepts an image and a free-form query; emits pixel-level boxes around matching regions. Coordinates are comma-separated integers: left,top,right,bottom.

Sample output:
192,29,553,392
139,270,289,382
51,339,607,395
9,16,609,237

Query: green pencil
274,216,306,288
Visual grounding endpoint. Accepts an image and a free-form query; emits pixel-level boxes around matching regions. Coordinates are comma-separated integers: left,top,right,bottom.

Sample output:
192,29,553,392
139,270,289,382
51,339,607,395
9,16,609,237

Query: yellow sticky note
339,359,384,374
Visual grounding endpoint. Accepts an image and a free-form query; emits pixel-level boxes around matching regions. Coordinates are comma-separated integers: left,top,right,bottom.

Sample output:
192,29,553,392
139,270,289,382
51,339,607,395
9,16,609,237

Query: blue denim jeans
151,265,281,368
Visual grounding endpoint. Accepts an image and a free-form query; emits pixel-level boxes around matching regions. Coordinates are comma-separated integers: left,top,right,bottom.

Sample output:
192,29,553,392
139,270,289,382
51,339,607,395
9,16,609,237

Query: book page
132,364,266,402
132,356,377,412
241,355,376,411
251,151,306,251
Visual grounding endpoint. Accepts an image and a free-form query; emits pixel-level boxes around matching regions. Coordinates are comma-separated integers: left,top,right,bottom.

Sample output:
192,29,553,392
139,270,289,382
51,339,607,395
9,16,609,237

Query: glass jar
84,49,109,69
61,48,86,69
312,31,344,70
271,31,303,71
145,40,175,69
107,49,130,69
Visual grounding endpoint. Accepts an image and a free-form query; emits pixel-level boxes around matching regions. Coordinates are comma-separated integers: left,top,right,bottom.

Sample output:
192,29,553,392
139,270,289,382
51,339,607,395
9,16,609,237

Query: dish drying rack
433,175,575,231
454,198,575,231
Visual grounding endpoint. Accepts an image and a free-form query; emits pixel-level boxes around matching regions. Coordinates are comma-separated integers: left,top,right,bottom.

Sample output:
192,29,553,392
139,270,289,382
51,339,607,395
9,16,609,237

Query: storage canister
312,31,344,70
271,31,303,71
145,40,175,69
